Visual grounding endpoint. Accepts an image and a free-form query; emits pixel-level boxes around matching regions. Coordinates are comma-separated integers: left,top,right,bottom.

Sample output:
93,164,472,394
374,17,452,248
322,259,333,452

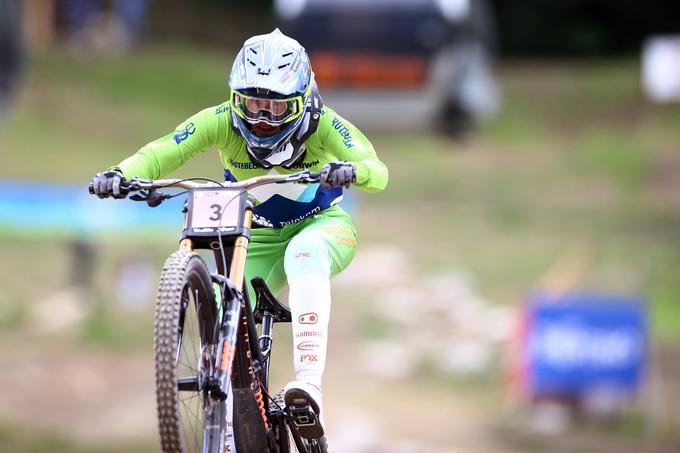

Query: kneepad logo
297,341,320,351
298,312,318,324
300,354,318,363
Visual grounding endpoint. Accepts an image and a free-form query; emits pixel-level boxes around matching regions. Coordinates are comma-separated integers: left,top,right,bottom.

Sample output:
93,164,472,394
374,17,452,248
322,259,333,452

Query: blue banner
0,179,186,238
526,292,647,397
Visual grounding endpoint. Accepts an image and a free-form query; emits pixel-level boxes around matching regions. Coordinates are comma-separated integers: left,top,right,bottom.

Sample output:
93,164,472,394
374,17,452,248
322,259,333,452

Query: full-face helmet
229,29,320,168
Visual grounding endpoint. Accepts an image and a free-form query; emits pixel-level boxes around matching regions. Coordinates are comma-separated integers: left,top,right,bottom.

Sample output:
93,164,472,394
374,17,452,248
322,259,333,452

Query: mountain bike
89,171,329,453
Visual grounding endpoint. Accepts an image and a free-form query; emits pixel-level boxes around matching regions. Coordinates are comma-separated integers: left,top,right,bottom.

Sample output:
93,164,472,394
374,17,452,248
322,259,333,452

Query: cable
165,190,190,199
155,177,225,188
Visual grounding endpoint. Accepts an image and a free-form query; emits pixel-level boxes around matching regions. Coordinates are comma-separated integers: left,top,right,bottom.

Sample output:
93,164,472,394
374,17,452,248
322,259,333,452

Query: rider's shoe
283,380,325,439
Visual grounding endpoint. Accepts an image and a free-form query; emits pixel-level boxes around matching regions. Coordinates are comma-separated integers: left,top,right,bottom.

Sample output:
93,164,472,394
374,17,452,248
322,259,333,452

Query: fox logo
298,312,318,324
300,354,318,363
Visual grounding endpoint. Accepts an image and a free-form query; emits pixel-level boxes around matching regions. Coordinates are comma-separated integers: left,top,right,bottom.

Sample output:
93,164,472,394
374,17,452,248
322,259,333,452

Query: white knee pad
284,234,332,388
284,234,331,281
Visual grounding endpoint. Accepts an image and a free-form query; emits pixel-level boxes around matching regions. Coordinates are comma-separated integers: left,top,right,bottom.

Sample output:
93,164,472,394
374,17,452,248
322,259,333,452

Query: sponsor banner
522,292,647,398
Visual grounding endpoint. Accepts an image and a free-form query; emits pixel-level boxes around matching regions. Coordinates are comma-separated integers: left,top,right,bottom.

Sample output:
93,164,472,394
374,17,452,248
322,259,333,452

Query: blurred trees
17,1,680,57
490,0,680,56
144,0,274,49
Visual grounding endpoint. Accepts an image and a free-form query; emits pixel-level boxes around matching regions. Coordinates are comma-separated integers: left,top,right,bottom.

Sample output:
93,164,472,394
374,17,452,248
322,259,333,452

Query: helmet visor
231,92,303,126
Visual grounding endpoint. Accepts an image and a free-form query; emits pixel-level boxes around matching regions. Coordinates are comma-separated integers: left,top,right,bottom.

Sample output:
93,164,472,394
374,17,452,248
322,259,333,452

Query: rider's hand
319,161,356,189
91,170,127,199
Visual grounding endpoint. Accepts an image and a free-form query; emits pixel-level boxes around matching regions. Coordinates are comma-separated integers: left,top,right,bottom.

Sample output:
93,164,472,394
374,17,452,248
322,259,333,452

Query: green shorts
244,205,357,304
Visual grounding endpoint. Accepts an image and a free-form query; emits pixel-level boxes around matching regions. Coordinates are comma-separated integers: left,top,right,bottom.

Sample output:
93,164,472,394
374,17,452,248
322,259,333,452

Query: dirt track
2,331,680,452
1,250,679,452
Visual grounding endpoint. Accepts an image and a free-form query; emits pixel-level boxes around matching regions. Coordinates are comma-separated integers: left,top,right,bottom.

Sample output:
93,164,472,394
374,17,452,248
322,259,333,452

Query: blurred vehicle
0,0,23,118
275,0,500,136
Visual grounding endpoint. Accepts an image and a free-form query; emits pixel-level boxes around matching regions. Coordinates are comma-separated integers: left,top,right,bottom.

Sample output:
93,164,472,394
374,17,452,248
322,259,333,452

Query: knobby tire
155,251,221,453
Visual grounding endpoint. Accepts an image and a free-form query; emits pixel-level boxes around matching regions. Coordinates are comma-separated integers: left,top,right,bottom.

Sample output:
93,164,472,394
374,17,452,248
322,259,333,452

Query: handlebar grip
88,180,133,196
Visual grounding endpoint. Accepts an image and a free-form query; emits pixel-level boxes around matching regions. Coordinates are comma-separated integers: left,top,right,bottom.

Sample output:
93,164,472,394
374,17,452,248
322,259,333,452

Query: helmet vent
249,48,258,54
247,59,256,66
278,63,290,69
282,52,293,57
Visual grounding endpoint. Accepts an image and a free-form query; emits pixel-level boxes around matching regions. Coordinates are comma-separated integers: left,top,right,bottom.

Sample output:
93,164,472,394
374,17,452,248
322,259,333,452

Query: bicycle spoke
179,388,211,453
179,289,201,379
186,289,200,370
178,287,205,453
179,395,202,452
179,403,196,448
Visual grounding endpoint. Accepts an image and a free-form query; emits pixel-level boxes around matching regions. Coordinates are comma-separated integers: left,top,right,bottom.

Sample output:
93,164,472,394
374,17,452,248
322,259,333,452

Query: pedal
286,401,324,439
289,404,317,428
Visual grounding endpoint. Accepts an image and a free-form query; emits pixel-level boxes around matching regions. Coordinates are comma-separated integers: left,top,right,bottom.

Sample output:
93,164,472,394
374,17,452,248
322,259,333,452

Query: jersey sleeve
113,105,229,179
315,107,388,193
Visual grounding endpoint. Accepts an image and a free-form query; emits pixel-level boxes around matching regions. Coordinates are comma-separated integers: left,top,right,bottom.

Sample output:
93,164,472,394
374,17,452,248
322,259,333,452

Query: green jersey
114,104,388,227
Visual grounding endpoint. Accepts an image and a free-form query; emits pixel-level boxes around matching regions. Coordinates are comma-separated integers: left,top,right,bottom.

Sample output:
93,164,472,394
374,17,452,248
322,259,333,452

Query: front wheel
155,251,222,453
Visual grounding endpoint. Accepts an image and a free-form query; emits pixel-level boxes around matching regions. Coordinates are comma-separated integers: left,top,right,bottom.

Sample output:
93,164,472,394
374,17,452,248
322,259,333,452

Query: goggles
231,91,304,126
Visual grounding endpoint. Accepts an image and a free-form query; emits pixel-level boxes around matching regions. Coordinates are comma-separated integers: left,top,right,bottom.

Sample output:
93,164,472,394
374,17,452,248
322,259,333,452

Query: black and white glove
91,170,127,199
319,161,356,189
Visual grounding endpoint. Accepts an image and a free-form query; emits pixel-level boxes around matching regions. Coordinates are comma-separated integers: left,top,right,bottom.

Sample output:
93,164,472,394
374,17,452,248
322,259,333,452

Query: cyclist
91,28,388,440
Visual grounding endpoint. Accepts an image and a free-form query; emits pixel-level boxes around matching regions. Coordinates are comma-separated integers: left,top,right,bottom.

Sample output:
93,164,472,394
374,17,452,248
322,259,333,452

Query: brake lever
290,171,321,184
129,188,167,207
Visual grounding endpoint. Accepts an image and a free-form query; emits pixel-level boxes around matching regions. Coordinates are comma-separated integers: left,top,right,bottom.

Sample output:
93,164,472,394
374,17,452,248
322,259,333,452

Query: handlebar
88,170,322,206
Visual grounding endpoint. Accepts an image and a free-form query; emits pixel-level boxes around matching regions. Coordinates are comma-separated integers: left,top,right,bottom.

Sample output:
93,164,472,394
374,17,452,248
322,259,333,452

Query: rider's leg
282,209,356,438
244,227,289,307
283,208,357,389
284,232,332,388
246,207,357,389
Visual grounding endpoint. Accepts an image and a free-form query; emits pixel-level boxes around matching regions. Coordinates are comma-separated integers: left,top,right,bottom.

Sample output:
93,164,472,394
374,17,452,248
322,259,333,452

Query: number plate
189,188,242,232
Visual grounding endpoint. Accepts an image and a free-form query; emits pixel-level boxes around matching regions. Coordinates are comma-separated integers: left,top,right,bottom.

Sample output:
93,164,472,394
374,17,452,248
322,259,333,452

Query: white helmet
228,29,322,168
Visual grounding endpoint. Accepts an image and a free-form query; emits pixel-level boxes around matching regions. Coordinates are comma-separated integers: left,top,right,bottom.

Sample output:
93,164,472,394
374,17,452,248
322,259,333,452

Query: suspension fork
216,209,270,444
212,209,254,395
179,203,194,252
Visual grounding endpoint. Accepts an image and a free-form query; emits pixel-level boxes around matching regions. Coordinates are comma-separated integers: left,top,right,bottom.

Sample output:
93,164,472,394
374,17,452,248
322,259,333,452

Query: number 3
209,204,222,221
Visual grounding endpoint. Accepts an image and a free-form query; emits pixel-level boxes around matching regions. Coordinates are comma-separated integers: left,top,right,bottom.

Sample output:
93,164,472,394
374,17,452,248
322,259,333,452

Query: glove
319,161,356,189
91,170,127,199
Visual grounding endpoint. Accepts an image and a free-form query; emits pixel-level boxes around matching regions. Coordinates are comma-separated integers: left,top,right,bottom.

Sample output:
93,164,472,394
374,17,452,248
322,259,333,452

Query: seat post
259,311,274,385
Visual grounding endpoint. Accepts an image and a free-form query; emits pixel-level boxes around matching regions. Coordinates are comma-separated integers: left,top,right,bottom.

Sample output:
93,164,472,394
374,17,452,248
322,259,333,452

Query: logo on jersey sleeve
331,117,355,149
173,122,196,144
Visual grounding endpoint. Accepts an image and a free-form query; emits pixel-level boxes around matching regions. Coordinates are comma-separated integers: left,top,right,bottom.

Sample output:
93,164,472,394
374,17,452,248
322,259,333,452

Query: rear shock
254,378,269,428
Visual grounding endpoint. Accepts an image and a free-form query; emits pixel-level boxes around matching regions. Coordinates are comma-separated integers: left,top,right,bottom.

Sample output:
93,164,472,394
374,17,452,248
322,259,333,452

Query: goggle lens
233,93,301,126
244,98,289,115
